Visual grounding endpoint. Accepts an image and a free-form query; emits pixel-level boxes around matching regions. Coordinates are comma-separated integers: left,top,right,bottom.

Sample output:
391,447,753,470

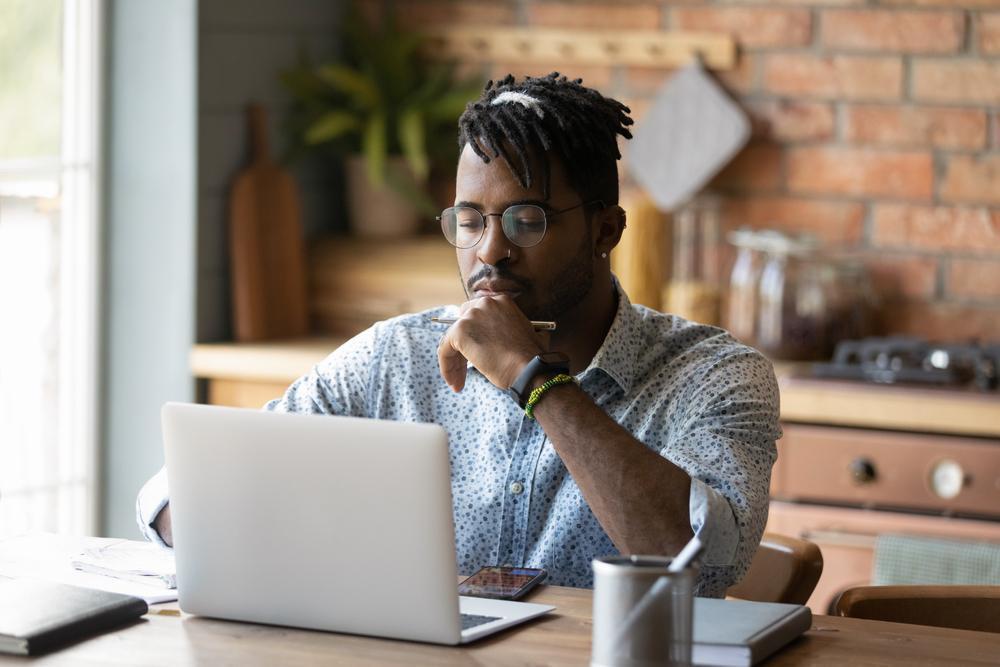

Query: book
0,578,148,655
71,539,176,589
694,597,812,667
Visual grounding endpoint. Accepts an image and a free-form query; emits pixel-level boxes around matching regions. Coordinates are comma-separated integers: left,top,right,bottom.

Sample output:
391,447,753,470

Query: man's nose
475,215,513,266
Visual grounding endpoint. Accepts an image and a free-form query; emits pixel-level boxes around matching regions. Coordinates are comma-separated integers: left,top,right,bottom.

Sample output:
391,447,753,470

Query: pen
431,317,557,331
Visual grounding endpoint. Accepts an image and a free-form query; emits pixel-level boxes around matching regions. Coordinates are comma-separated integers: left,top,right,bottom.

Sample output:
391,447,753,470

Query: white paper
72,539,177,588
0,532,178,604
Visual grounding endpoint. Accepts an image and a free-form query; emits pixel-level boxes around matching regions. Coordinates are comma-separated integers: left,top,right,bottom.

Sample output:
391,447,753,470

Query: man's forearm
532,382,693,556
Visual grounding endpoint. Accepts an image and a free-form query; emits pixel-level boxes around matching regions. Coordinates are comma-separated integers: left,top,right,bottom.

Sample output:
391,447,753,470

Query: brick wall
400,0,1000,342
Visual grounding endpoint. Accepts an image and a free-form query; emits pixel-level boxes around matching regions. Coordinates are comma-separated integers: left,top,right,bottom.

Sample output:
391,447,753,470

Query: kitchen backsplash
390,0,1000,343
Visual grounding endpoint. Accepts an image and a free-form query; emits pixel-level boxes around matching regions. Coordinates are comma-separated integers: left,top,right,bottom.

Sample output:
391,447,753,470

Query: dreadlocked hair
457,72,634,206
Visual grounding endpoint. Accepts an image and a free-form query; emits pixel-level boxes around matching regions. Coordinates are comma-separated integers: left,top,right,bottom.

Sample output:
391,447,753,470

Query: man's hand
437,296,547,392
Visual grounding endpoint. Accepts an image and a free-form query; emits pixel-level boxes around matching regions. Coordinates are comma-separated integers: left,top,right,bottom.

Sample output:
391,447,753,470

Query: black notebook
694,597,812,667
0,577,149,655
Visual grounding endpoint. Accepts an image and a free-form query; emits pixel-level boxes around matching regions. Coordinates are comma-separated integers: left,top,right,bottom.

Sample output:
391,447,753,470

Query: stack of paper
71,540,176,589
0,533,178,604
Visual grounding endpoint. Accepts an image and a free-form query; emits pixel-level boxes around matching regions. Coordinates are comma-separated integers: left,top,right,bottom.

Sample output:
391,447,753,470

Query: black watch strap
507,353,570,408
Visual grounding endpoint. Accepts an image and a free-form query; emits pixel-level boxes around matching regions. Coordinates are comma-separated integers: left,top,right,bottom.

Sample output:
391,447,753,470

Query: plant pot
345,155,422,238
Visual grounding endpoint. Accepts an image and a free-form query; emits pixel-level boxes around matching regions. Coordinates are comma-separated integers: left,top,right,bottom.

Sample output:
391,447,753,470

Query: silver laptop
161,402,554,644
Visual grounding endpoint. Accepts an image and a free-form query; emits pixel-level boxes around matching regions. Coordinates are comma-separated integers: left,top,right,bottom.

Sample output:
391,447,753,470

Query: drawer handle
849,458,877,485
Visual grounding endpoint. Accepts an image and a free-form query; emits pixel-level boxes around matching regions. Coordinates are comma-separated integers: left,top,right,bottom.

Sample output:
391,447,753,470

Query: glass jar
723,228,771,345
754,234,877,361
663,196,721,325
755,234,836,361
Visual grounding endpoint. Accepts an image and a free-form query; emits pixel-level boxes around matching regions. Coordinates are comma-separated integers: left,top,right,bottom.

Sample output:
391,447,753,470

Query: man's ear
594,204,626,258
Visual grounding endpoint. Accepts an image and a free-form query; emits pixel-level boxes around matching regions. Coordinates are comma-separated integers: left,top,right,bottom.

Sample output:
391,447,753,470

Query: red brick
821,9,964,53
745,100,835,143
716,52,758,96
622,67,678,96
724,0,863,4
879,300,1000,342
670,7,812,48
978,13,1000,54
709,143,785,193
843,105,988,150
787,147,933,200
624,54,757,97
912,60,1000,105
763,55,903,101
872,204,1000,254
395,1,517,27
720,196,865,244
617,96,653,124
948,259,1000,300
866,254,939,300
940,154,1000,205
527,2,660,30
879,0,1000,8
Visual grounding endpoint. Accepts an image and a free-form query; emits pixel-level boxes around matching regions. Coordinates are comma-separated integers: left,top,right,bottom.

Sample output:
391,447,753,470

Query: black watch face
539,352,569,365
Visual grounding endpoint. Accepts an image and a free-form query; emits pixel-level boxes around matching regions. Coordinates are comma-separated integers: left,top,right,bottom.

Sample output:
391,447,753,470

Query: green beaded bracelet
524,373,576,419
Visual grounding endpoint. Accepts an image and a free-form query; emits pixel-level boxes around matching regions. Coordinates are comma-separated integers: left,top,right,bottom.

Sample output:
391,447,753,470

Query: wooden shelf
190,337,345,383
778,374,1000,439
421,27,736,70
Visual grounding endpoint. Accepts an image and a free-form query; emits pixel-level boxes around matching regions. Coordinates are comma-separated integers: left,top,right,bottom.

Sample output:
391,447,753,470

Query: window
0,0,102,537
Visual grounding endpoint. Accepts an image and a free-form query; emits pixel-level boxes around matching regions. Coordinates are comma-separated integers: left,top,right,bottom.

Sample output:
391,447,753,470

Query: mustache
466,264,532,294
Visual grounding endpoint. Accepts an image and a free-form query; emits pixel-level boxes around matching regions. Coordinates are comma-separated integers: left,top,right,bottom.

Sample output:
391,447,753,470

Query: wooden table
7,585,1000,665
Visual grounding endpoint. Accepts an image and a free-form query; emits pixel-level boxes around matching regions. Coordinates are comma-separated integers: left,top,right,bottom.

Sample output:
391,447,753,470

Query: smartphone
458,566,548,601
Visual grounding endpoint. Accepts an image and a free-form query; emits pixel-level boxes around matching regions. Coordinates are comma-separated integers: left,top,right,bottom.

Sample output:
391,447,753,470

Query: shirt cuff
135,466,172,549
688,478,739,567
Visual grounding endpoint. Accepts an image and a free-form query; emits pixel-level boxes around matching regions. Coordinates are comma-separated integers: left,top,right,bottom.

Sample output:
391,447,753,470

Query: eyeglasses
438,200,605,249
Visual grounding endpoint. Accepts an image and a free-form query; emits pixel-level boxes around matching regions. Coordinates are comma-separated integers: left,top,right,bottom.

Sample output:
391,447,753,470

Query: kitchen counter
191,340,1000,437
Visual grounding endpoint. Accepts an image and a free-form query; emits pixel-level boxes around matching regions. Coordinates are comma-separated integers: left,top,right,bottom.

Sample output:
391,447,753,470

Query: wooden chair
834,585,1000,633
727,533,824,605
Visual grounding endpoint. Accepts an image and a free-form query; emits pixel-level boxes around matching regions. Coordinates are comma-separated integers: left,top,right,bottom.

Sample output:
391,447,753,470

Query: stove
811,337,1000,391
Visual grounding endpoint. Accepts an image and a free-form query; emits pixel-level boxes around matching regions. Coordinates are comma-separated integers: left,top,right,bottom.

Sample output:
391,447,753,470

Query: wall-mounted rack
421,27,736,70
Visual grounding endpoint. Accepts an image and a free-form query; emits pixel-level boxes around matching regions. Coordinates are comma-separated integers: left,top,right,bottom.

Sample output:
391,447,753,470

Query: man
137,73,781,597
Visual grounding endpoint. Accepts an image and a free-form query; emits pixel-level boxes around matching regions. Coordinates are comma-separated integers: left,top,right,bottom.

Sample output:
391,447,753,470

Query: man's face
453,143,596,322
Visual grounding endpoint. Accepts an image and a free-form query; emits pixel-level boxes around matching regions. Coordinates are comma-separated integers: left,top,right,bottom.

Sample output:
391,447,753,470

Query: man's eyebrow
454,198,552,210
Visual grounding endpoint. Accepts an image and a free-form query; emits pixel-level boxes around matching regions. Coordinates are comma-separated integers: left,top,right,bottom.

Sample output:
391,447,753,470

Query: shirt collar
581,277,641,394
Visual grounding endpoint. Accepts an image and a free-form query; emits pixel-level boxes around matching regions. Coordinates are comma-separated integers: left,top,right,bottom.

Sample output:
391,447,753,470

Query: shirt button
510,481,524,495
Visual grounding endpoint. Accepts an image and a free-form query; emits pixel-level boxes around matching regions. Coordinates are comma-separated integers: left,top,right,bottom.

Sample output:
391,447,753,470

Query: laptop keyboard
460,613,502,631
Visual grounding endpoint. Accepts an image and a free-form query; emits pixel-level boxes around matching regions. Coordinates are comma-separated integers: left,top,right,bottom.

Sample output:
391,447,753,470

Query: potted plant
282,5,483,238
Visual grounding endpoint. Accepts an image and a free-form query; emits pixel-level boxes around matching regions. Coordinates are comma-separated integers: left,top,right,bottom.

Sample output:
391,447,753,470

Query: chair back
834,585,1000,633
727,533,823,605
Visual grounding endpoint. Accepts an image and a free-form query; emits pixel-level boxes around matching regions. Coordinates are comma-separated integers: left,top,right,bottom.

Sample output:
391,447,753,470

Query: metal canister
591,555,695,667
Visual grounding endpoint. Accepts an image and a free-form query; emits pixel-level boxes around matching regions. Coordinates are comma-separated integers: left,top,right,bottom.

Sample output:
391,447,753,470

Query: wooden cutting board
229,104,309,341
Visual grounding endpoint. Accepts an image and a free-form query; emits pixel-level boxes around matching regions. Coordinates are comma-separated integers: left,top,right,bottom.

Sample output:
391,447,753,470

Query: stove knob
930,459,966,500
849,458,877,484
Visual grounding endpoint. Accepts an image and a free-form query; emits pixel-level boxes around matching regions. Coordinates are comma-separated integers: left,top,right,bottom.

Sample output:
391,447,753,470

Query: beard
527,229,594,321
463,228,594,322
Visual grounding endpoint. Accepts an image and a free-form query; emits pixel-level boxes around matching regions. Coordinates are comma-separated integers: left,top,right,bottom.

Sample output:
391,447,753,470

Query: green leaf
317,64,379,109
363,111,387,187
304,111,361,144
385,164,438,218
425,87,478,122
397,108,429,182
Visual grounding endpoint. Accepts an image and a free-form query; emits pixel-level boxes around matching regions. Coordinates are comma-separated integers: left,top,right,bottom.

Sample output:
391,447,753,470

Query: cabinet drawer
772,424,1000,518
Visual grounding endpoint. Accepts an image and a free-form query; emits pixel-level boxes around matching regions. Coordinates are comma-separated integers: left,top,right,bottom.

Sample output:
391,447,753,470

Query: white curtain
0,0,102,538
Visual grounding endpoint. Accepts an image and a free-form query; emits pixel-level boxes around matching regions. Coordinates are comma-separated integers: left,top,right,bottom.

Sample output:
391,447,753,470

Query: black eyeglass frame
437,199,606,249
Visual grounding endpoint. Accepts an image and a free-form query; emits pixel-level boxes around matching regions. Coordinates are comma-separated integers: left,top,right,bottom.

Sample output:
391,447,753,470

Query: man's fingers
437,333,468,392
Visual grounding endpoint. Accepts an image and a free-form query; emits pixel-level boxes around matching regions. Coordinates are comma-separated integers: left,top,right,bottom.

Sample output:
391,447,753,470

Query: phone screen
458,566,547,600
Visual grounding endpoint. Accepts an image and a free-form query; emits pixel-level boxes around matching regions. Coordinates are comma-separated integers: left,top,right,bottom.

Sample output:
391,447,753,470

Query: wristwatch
507,352,570,408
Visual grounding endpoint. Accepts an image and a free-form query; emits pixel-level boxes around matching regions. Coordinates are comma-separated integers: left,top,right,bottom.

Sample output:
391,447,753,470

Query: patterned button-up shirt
137,283,780,597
